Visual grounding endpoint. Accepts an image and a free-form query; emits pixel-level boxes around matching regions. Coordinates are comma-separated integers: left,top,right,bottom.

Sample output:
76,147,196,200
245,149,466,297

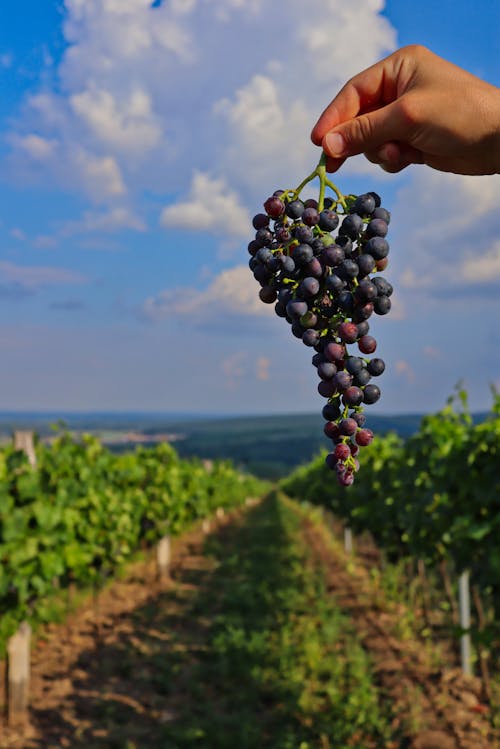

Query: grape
358,335,377,354
303,207,320,226
366,218,388,238
319,210,339,231
264,196,285,218
285,199,305,219
367,358,385,376
248,165,393,484
318,361,337,380
259,286,277,304
373,296,392,315
363,384,381,404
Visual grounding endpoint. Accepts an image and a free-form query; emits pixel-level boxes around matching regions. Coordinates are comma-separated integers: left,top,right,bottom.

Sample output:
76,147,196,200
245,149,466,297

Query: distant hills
0,409,483,479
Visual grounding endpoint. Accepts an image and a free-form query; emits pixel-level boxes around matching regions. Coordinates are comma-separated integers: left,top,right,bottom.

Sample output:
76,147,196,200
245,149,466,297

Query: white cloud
395,359,416,384
160,172,250,238
11,134,58,161
60,207,146,236
141,265,273,323
461,242,500,283
256,356,270,381
0,262,87,291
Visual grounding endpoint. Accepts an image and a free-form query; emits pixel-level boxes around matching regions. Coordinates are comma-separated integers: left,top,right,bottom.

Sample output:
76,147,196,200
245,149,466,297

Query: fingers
365,141,425,173
320,97,417,161
311,53,401,146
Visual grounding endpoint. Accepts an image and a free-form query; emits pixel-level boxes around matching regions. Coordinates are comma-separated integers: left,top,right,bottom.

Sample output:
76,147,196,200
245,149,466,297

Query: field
3,494,497,749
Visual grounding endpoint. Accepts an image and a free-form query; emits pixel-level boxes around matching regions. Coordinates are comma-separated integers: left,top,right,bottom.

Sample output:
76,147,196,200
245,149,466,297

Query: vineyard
1,402,500,749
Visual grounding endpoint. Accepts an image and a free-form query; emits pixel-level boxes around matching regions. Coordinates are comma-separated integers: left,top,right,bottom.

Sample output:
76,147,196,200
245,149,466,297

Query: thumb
322,99,411,159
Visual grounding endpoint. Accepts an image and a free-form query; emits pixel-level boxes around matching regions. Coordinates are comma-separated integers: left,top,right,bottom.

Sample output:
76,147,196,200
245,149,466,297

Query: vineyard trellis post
13,431,37,468
459,569,472,676
6,621,31,727
344,526,353,555
156,536,171,579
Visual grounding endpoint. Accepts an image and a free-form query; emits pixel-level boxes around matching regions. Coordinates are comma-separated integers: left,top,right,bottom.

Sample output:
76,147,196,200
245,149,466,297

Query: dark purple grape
339,213,363,239
358,335,377,354
299,277,320,298
249,257,258,271
351,193,376,216
345,356,364,374
352,302,374,322
367,358,385,376
355,321,370,337
252,213,270,230
366,218,388,238
285,199,305,219
253,265,271,284
325,273,345,293
304,198,318,209
335,289,352,310
372,277,393,296
255,227,273,246
259,286,277,304
323,197,335,208
353,369,371,387
256,247,273,264
339,259,359,279
364,236,389,260
274,300,287,318
286,299,308,319
318,379,337,397
321,246,344,268
337,322,358,343
339,418,357,436
373,296,391,315
363,384,381,404
248,240,261,255
311,238,325,255
293,225,314,243
279,255,295,273
264,196,285,218
303,207,320,226
304,258,323,278
373,206,390,224
322,402,341,421
356,428,374,446
336,235,353,256
275,226,291,243
356,279,378,301
303,329,320,347
357,254,376,278
342,386,364,407
324,421,340,440
352,412,366,428
318,210,339,231
267,256,281,272
291,320,306,339
318,361,337,380
367,191,381,208
333,371,352,391
323,342,345,362
325,452,338,470
312,352,325,367
292,244,314,266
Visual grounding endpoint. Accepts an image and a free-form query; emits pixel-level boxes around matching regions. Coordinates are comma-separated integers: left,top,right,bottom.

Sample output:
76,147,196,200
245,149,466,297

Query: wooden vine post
459,569,472,676
13,431,37,468
6,622,31,727
344,526,353,555
156,535,171,579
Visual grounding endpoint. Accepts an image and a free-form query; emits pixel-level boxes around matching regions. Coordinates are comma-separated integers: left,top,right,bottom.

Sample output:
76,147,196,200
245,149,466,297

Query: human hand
311,45,500,175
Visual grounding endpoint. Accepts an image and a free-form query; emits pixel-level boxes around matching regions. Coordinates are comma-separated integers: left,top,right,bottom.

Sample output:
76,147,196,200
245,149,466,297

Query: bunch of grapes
248,154,393,486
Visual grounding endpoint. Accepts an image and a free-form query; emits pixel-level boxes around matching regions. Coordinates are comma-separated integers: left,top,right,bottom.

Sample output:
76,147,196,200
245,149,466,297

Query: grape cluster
248,159,393,485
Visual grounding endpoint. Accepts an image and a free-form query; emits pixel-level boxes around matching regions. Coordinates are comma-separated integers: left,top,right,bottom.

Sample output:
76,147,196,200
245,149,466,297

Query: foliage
0,433,264,651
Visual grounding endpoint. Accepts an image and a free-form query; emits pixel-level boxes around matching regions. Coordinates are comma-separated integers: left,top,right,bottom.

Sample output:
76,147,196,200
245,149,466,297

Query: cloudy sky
0,0,499,415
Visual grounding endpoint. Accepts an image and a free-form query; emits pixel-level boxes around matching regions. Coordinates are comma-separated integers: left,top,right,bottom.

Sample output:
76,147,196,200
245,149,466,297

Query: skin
311,45,500,176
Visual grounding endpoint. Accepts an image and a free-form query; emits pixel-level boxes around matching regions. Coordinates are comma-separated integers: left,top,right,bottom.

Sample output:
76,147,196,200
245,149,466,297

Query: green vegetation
282,389,500,622
159,494,393,748
0,433,264,653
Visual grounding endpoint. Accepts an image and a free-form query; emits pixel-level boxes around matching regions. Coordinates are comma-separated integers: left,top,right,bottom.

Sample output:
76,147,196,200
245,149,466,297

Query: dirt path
2,497,498,749
297,504,499,749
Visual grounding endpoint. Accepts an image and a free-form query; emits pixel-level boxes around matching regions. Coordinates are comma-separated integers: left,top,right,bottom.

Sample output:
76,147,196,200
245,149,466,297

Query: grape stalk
248,153,393,486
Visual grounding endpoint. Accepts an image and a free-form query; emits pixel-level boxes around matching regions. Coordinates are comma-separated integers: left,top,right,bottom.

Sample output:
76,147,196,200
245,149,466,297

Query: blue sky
0,0,499,415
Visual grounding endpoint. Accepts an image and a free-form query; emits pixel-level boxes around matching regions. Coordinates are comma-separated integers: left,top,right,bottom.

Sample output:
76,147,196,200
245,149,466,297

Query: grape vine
249,153,392,484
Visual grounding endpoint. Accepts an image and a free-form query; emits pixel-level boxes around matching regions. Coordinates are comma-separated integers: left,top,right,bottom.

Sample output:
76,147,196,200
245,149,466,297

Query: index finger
311,53,401,146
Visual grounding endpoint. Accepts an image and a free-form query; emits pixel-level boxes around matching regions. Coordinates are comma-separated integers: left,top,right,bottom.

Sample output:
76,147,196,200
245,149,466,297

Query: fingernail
324,132,346,157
